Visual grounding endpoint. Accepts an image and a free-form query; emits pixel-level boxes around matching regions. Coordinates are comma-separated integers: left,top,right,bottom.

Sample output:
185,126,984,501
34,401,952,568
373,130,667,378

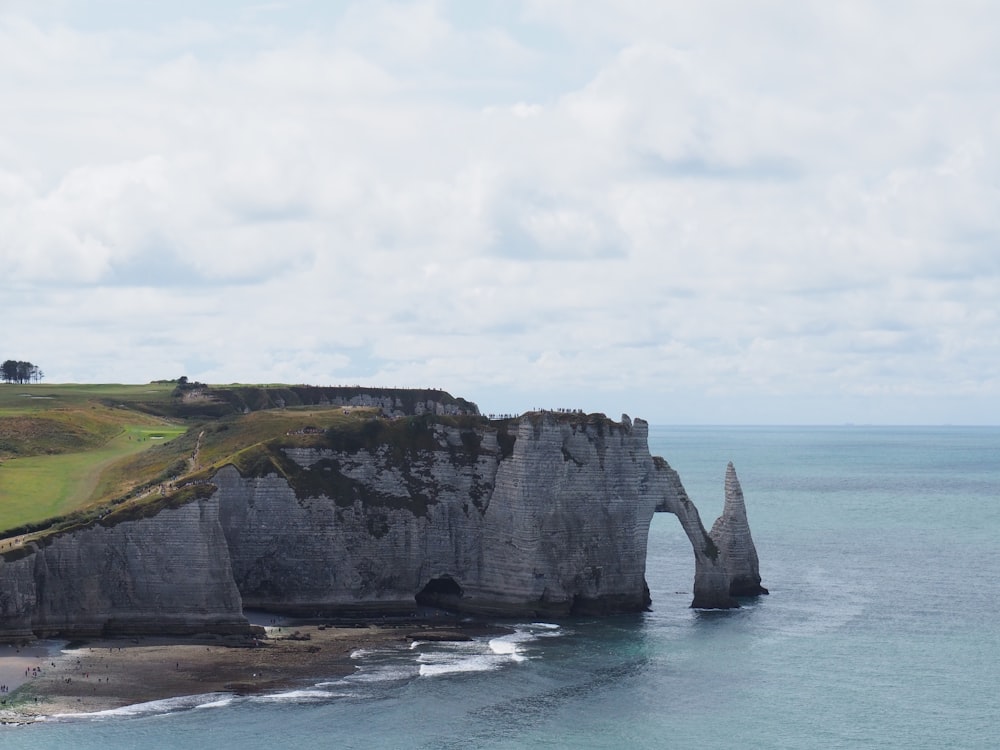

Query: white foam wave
253,688,349,703
342,663,419,684
195,696,236,709
417,654,502,677
414,631,535,677
48,692,233,721
342,624,558,685
488,638,519,655
487,637,527,662
521,622,566,639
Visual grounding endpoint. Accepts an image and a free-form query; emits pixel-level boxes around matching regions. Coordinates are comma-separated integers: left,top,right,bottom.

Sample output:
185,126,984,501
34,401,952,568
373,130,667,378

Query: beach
0,622,495,724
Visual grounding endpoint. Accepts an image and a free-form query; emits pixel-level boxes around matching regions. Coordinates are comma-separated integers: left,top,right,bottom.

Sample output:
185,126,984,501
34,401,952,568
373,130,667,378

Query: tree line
1,360,44,384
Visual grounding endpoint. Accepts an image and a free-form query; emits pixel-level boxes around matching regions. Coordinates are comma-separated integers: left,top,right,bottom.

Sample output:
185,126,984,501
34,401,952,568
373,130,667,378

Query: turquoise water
3,426,998,748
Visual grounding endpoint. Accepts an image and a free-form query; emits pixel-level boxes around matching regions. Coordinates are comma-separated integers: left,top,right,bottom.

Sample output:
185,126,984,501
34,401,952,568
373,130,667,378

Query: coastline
0,621,501,725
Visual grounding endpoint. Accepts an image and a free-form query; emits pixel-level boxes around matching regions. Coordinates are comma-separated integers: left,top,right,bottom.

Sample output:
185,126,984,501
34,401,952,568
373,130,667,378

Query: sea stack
710,462,768,597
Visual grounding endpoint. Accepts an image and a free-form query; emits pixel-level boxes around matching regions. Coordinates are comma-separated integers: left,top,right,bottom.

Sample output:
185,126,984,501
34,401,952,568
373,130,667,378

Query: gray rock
0,496,248,641
0,413,765,640
710,462,768,597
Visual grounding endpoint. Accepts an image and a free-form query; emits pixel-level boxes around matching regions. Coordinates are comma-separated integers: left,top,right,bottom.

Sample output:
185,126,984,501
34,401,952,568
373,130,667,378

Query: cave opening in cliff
415,575,464,611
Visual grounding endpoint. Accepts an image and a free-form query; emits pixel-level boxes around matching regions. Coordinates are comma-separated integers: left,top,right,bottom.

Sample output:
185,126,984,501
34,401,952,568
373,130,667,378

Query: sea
2,425,997,749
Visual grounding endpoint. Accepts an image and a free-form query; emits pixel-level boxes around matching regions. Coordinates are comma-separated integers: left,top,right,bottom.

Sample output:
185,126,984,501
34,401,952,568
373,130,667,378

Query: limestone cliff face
452,415,658,615
214,416,658,616
212,414,760,615
0,412,765,640
710,463,768,597
214,425,500,615
0,496,247,641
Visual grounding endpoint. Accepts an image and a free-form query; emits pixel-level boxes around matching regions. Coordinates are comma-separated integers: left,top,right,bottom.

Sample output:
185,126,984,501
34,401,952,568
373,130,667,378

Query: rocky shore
0,622,501,724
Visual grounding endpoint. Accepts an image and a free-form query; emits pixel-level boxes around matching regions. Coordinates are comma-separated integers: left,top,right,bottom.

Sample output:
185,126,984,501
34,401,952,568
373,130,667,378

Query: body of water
3,426,997,748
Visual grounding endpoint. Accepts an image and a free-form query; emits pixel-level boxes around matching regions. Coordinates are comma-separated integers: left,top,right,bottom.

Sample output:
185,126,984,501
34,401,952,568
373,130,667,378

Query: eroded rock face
710,463,768,597
653,459,738,609
460,416,659,615
0,413,765,640
214,426,500,615
0,497,248,641
214,416,659,617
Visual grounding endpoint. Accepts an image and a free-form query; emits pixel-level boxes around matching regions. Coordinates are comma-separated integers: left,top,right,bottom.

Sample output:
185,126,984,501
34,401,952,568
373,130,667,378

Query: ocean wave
486,637,527,662
195,696,236,709
341,662,420,684
520,622,567,639
46,692,234,721
413,624,560,677
417,653,505,677
252,688,352,703
334,623,566,686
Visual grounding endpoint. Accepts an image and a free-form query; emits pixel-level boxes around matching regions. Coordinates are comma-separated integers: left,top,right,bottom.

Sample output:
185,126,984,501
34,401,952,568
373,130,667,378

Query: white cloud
1,1,999,423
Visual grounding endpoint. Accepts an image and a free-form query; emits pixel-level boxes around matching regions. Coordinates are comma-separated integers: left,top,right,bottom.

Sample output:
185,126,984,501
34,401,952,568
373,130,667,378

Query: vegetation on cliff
0,380,632,558
0,382,485,546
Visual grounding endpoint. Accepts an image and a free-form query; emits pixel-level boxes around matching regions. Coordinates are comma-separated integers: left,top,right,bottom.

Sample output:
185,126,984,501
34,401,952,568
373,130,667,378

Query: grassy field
0,384,184,533
0,423,186,531
0,382,383,535
0,383,176,414
0,381,478,539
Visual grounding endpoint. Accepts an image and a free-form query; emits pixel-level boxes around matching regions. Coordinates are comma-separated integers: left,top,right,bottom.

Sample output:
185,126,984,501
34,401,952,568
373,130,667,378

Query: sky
1,1,998,424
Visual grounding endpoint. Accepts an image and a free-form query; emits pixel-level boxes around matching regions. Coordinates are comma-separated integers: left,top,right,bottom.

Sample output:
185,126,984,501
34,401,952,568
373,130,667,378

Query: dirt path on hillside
188,430,205,473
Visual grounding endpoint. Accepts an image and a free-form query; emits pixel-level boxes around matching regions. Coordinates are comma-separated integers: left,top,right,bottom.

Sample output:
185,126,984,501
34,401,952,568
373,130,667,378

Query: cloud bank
2,1,998,423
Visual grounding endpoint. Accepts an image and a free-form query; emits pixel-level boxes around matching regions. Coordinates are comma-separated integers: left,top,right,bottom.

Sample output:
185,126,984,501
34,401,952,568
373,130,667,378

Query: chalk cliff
0,412,764,641
710,462,768,597
0,494,247,640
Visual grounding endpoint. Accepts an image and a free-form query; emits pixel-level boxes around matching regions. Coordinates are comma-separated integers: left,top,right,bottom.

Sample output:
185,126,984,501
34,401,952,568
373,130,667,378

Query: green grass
0,421,185,532
0,384,186,533
0,382,177,413
10,404,382,536
0,381,480,539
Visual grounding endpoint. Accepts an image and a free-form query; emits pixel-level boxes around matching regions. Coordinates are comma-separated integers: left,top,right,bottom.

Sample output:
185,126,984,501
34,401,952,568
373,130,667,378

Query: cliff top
0,390,636,558
0,383,480,542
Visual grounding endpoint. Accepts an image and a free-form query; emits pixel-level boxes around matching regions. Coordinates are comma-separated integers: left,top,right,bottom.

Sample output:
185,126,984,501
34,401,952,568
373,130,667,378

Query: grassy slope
0,382,486,540
0,384,183,532
0,424,187,530
91,407,377,506
0,383,177,413
0,384,409,536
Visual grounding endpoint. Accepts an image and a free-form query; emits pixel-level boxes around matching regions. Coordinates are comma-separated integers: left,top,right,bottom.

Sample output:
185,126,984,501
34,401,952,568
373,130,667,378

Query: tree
1,360,43,384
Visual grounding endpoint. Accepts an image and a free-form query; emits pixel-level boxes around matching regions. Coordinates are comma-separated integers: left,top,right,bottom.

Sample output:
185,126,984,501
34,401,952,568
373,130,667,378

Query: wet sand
0,623,492,724
0,641,67,696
